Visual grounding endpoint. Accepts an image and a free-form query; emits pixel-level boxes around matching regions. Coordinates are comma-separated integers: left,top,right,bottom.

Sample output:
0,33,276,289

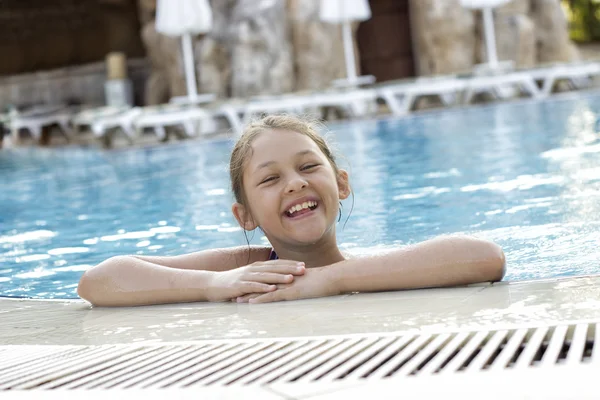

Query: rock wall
530,0,580,63
140,21,187,105
137,0,581,102
228,0,294,97
477,5,536,68
288,0,346,91
410,0,579,76
138,0,352,101
409,0,476,75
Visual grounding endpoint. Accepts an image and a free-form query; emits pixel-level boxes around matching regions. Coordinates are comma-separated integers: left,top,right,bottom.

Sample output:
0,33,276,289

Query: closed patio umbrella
156,0,212,101
460,0,512,70
320,0,374,86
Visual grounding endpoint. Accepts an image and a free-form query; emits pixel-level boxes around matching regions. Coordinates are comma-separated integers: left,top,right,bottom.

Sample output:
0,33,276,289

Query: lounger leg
221,107,243,135
241,112,251,127
29,125,42,141
380,90,405,116
541,76,556,97
183,121,196,137
521,79,542,99
439,93,456,106
463,88,476,104
58,121,73,141
402,93,415,115
91,123,106,138
348,101,366,118
121,124,137,144
154,125,167,141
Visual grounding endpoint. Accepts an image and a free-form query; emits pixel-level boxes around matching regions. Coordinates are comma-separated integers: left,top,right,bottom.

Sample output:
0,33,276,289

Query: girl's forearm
77,256,214,307
328,236,506,294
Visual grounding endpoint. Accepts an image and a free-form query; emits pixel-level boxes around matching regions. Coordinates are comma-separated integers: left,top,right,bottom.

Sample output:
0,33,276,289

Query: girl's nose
285,177,308,193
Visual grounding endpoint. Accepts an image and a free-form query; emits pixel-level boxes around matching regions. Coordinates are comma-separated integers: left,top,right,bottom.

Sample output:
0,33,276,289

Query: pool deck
2,275,600,346
2,276,600,398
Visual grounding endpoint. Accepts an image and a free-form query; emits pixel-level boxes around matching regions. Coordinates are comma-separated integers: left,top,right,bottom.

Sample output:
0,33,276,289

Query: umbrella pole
342,21,358,83
482,7,499,69
181,33,199,101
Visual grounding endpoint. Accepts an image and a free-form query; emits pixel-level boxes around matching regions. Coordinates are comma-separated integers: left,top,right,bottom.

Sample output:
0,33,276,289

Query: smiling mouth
285,201,318,218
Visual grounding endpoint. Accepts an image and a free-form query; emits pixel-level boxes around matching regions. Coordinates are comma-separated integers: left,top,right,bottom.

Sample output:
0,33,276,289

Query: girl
78,115,505,307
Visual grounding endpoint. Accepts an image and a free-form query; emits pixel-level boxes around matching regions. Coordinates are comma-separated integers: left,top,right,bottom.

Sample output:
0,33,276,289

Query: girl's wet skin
77,115,505,307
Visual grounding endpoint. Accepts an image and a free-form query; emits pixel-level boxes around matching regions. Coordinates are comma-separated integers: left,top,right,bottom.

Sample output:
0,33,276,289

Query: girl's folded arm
77,246,271,307
130,246,271,271
327,236,506,294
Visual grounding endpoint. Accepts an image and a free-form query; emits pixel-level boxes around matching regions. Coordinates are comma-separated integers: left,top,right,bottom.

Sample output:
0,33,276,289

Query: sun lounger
72,106,141,144
8,105,74,143
310,87,379,118
463,71,542,103
133,104,213,140
242,94,316,125
376,77,467,116
169,93,216,105
202,100,246,135
241,87,380,125
528,62,600,96
331,75,377,89
71,106,141,142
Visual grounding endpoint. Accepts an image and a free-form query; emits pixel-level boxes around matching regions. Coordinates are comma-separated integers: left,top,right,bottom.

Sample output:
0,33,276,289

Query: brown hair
229,114,341,206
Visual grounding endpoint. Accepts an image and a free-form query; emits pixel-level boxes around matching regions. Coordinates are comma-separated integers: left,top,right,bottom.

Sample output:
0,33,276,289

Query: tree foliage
563,0,600,42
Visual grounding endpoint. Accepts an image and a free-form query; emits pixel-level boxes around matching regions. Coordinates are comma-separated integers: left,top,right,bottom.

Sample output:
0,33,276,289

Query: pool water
2,93,600,299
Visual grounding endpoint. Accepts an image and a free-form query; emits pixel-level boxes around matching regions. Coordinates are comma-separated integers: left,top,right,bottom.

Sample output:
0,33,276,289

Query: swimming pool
2,93,600,299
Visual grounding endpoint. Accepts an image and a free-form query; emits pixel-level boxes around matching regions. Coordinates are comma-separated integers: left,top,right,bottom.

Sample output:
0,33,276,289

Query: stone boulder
409,0,476,75
288,0,346,91
498,0,531,15
476,11,536,68
140,21,186,105
196,36,230,98
137,0,156,26
530,0,580,63
229,0,295,97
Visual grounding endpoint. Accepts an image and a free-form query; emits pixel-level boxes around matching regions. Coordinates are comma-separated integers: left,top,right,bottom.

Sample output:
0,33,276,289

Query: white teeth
287,201,316,215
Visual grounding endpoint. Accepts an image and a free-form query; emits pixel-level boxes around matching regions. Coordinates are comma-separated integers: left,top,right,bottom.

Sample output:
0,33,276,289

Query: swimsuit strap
269,249,278,260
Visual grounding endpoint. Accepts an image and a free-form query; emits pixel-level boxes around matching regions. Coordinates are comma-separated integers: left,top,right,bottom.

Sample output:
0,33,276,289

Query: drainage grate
1,323,598,390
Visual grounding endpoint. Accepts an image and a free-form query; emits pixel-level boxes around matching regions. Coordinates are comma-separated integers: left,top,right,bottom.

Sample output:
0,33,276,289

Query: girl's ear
232,202,258,231
337,169,351,200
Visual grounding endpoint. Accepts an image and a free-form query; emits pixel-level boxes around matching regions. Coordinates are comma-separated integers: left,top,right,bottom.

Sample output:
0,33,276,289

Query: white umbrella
461,0,512,70
320,0,374,86
156,0,213,101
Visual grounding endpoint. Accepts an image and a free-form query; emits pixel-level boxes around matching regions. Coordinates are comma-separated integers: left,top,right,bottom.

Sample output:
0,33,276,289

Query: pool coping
2,274,600,346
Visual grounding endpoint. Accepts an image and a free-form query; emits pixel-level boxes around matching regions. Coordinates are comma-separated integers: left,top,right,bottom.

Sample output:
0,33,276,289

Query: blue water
2,94,600,299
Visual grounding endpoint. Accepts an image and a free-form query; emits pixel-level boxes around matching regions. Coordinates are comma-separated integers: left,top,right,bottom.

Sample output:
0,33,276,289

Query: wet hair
229,114,342,208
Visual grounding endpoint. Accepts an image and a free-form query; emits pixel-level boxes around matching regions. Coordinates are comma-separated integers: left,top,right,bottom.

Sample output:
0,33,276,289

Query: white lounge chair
133,104,213,140
169,94,244,135
204,100,245,135
462,71,542,103
310,87,379,118
377,76,467,116
169,93,216,106
8,105,74,143
241,87,380,126
71,106,142,142
241,94,316,126
529,62,600,97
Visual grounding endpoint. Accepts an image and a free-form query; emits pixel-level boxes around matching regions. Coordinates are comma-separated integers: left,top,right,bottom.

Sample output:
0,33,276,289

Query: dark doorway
357,0,415,82
0,0,145,76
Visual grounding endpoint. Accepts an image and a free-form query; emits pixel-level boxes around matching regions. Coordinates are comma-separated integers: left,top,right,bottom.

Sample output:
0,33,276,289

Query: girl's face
233,129,350,249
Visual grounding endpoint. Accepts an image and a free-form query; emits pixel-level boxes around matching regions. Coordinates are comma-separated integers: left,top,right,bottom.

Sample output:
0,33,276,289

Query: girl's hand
204,260,305,302
234,267,339,304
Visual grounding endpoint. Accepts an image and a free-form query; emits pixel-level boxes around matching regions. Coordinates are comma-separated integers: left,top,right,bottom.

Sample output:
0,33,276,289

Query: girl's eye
301,164,319,171
259,176,277,185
